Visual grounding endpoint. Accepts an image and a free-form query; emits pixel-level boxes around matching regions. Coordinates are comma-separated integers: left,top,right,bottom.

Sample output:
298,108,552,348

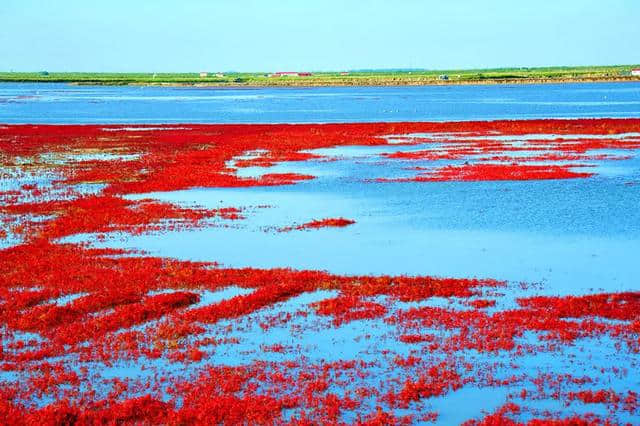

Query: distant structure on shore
199,72,208,78
269,71,313,77
632,68,640,76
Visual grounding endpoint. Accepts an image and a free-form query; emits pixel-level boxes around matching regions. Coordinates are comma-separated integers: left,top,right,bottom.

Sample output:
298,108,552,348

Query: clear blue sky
1,0,639,72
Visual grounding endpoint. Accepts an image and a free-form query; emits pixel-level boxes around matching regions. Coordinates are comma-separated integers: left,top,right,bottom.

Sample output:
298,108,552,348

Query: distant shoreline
120,76,640,88
1,65,639,87
4,76,640,88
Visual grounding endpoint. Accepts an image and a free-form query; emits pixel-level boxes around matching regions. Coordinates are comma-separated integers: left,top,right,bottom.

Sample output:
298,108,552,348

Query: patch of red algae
1,195,242,240
517,292,640,321
1,120,640,423
312,295,388,326
567,389,622,405
1,119,639,196
232,151,323,169
387,289,640,354
468,299,497,309
278,217,356,232
462,402,608,425
382,361,465,409
299,217,356,229
381,163,595,182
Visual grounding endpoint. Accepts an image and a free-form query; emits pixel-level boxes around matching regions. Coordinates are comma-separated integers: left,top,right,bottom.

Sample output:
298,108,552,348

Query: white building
631,69,640,76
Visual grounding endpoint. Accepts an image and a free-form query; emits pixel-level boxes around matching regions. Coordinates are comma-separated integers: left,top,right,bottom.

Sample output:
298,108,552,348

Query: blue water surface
1,81,640,124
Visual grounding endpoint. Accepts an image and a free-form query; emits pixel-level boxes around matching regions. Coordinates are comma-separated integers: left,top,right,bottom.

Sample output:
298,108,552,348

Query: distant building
271,72,313,77
632,69,640,76
199,72,208,78
215,73,224,78
340,72,349,76
438,74,449,81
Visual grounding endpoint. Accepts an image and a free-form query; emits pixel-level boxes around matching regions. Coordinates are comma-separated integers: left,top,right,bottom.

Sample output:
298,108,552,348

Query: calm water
75,154,640,297
1,81,640,124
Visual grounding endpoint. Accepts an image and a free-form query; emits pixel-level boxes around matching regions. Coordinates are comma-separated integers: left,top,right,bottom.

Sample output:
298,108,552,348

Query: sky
1,0,639,72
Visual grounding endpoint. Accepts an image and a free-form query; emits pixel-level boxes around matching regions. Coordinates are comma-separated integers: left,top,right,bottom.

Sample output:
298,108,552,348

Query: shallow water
2,81,640,124
70,152,640,297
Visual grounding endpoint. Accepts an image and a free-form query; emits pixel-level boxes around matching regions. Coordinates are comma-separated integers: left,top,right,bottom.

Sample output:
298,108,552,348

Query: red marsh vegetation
0,119,639,423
